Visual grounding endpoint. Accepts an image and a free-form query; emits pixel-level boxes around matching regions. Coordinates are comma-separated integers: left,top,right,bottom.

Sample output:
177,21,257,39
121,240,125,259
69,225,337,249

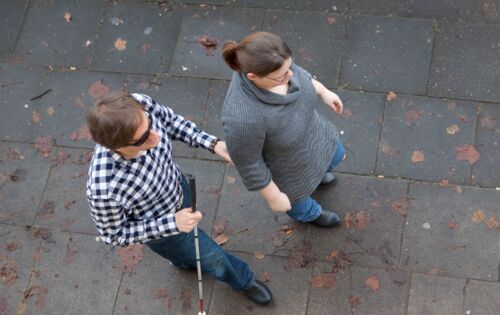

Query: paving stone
349,0,398,16
481,0,500,24
175,158,226,234
350,266,410,315
231,0,350,12
407,273,465,315
196,79,230,161
217,164,308,256
376,95,477,184
308,174,409,268
169,6,266,79
0,63,47,142
0,0,27,58
398,0,483,22
115,245,215,315
339,16,433,94
263,10,347,88
36,147,96,234
26,232,121,314
471,103,500,188
0,143,52,226
306,261,351,315
315,90,385,175
209,252,312,314
36,70,153,148
90,1,182,74
402,182,499,281
14,0,104,68
141,75,212,158
428,22,500,103
0,225,41,315
463,280,500,315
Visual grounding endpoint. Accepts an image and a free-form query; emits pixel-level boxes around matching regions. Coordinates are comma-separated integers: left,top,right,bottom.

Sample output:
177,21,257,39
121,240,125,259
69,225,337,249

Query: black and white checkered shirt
86,93,217,246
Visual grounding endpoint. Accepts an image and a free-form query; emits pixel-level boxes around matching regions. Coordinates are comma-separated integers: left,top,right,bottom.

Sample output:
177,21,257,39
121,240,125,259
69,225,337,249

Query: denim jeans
286,141,345,222
146,174,255,290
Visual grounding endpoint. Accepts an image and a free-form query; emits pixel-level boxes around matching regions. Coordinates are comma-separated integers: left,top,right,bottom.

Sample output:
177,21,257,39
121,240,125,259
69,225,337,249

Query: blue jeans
286,142,345,222
146,175,255,290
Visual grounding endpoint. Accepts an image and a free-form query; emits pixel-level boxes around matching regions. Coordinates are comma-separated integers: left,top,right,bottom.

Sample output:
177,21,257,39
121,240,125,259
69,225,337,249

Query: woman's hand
321,90,343,115
175,208,203,233
213,140,234,164
267,192,292,212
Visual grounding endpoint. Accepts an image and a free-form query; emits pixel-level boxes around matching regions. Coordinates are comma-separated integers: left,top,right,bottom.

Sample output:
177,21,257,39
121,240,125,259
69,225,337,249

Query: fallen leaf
46,106,55,116
446,124,460,135
226,176,236,184
5,242,17,251
88,80,110,100
52,149,71,167
70,123,92,142
254,252,265,260
471,209,485,224
114,38,127,51
116,243,144,274
455,144,480,165
439,179,450,187
485,217,499,230
386,91,397,100
34,136,53,158
196,35,218,56
10,168,27,182
411,150,425,163
348,295,361,307
458,114,468,123
214,234,228,246
365,275,380,291
73,97,86,108
5,148,24,160
480,115,497,130
326,16,336,25
311,274,335,289
64,12,72,23
448,220,459,230
37,201,55,220
379,139,399,156
344,211,371,229
391,198,410,216
406,110,423,126
31,110,42,123
0,257,18,286
453,185,463,193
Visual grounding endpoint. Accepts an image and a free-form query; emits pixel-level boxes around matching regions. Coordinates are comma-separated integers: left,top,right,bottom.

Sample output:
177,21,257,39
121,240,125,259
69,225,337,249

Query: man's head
86,92,160,157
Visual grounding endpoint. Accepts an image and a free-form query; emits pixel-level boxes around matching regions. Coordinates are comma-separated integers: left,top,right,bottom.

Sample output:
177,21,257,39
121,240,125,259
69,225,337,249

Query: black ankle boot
244,280,272,305
311,210,341,227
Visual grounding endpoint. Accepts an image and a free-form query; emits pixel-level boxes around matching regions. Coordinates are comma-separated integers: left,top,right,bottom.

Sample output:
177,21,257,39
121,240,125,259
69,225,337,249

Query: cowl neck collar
238,68,301,106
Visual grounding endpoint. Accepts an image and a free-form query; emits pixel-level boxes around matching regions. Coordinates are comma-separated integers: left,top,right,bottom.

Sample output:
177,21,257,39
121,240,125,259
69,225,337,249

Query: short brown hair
222,32,292,76
86,92,144,150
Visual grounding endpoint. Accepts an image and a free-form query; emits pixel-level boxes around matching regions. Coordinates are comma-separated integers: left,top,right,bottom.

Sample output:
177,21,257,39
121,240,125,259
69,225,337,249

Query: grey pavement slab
115,245,215,315
90,1,182,74
196,79,229,161
217,165,308,256
407,273,465,315
14,0,104,68
428,22,500,103
175,158,226,234
0,0,27,58
36,70,153,148
263,10,347,88
26,232,121,315
0,63,46,142
350,266,410,315
349,0,398,16
398,0,483,23
316,90,386,175
376,95,477,184
472,103,500,188
141,75,212,158
0,225,41,315
463,280,500,315
309,174,409,268
209,252,313,314
169,6,266,79
0,143,52,226
402,182,499,281
306,261,351,315
482,0,500,24
36,147,96,234
339,15,433,94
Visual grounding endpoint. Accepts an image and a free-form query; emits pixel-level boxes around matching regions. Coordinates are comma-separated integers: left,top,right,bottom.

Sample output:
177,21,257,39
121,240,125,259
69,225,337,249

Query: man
86,92,272,305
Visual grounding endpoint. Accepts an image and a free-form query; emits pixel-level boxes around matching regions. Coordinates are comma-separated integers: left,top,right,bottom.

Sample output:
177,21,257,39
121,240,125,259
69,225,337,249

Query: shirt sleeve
132,93,217,150
88,197,179,247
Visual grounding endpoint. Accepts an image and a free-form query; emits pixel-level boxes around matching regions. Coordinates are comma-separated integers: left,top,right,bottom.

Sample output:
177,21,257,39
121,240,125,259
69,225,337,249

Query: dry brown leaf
386,91,397,100
116,243,144,273
34,136,53,158
448,220,459,230
480,115,497,130
485,217,499,229
114,38,127,51
455,144,480,165
428,268,440,275
214,234,228,246
379,139,399,156
406,110,423,126
31,110,42,123
446,124,460,135
326,16,336,25
348,295,361,307
411,150,425,163
439,179,450,187
311,274,335,289
254,252,265,260
226,175,236,184
453,185,463,193
365,275,380,291
64,12,72,23
471,209,485,224
88,80,110,100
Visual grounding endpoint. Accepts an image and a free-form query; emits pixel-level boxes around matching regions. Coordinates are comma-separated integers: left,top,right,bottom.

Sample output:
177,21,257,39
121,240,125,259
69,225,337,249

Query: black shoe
317,172,336,189
311,210,341,228
244,280,272,305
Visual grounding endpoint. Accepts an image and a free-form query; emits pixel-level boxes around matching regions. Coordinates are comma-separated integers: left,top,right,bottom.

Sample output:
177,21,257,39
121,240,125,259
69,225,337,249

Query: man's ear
246,73,258,81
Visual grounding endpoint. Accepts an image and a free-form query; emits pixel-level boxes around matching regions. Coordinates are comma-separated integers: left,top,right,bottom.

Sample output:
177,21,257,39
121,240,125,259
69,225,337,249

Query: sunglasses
129,112,152,147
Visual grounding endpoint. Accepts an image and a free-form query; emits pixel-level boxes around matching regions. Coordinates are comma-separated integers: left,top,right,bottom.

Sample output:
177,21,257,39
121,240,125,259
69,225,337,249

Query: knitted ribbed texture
221,64,339,202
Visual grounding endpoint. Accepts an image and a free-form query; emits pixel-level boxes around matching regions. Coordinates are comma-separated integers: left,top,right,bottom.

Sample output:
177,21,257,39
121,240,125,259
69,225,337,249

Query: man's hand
175,208,203,233
321,90,343,115
213,140,233,164
267,192,292,212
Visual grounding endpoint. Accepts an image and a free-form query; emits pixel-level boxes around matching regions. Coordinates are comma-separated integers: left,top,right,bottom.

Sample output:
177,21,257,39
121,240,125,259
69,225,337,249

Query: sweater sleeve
222,109,272,191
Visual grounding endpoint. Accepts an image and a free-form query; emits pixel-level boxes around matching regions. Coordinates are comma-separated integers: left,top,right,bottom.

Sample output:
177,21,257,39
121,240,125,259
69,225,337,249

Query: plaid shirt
86,93,217,246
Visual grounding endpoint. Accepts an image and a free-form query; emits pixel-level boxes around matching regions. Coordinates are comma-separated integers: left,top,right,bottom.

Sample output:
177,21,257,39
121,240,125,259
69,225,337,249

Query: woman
221,31,345,228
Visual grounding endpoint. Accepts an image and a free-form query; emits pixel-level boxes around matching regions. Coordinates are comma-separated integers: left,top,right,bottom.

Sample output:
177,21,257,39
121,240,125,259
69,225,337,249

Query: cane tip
198,312,206,315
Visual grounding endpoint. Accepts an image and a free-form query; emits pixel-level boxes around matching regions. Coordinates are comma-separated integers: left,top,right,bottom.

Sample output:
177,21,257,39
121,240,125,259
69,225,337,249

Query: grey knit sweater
221,64,340,203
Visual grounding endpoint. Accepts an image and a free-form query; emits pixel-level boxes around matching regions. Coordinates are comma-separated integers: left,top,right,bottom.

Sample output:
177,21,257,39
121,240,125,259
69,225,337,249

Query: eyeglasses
129,112,152,147
265,68,291,83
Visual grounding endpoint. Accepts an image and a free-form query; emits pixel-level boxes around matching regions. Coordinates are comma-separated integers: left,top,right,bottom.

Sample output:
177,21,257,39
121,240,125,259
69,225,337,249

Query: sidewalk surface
1,1,499,314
